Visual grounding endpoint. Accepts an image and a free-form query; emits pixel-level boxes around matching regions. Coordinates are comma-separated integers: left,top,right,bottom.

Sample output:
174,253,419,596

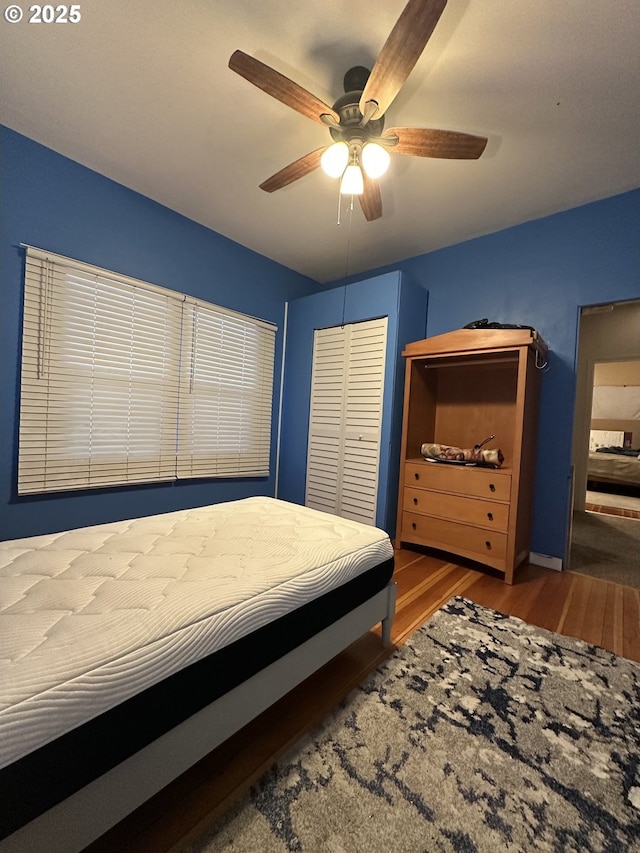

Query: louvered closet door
305,317,387,525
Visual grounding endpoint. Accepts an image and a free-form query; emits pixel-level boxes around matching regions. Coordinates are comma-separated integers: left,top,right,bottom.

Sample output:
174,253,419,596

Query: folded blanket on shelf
420,442,504,468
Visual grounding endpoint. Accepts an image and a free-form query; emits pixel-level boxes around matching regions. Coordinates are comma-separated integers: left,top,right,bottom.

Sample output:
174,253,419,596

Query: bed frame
2,580,396,853
587,472,640,490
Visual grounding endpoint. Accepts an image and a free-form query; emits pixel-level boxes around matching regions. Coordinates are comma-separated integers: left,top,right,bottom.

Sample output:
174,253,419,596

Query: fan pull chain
342,196,354,288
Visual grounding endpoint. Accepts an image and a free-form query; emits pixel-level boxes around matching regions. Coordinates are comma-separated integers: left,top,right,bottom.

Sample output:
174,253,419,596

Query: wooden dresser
395,328,547,584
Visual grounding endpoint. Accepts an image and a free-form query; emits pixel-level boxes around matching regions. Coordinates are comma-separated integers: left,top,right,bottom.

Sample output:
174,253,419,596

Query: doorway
569,299,640,586
585,358,640,517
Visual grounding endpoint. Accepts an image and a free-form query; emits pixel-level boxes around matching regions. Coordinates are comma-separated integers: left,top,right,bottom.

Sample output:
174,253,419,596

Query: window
18,247,276,494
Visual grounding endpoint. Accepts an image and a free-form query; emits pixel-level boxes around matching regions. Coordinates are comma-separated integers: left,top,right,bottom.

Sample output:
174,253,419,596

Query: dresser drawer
404,461,511,501
402,487,509,532
401,511,508,564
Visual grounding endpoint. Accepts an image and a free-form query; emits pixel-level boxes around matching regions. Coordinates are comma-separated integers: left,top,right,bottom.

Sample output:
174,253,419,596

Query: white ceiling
2,0,639,283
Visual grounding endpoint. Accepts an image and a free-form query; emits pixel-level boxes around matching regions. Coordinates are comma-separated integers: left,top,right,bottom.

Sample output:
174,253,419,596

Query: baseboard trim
529,552,563,572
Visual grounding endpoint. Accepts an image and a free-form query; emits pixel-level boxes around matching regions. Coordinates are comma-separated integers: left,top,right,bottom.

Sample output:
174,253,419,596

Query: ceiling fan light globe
340,164,364,195
321,142,349,178
362,142,390,179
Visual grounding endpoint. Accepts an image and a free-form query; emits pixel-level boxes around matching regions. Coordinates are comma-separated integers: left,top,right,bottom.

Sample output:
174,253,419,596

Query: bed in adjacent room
587,429,640,490
587,448,640,489
0,496,396,852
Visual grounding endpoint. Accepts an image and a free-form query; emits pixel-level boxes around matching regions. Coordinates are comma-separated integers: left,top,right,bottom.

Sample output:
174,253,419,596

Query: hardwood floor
86,550,640,853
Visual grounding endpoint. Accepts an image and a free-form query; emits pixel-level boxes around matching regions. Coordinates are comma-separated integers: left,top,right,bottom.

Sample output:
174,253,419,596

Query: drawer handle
485,540,492,550
487,512,494,521
414,472,420,481
413,497,418,505
412,522,417,530
489,483,496,492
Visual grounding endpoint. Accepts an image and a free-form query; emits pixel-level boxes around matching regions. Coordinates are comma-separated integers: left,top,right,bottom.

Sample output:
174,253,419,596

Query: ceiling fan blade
259,148,326,193
359,0,447,119
384,127,488,159
359,174,382,221
229,50,339,126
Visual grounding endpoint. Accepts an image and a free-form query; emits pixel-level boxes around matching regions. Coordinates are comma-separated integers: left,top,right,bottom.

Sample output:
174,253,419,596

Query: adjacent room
570,306,640,588
1,2,639,851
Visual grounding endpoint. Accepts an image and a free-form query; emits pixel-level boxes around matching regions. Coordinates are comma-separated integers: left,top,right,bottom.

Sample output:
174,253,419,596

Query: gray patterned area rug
187,597,640,853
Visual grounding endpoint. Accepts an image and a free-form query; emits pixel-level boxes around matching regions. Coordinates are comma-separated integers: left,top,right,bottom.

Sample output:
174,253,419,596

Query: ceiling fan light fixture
230,0,486,222
340,163,364,195
362,142,390,179
320,141,349,178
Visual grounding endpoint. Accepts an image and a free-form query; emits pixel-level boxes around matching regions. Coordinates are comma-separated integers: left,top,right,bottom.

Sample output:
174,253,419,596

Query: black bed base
0,558,394,839
587,479,640,498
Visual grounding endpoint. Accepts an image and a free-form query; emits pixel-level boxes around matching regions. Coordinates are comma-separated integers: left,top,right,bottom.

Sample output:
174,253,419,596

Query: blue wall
331,190,640,562
0,126,319,539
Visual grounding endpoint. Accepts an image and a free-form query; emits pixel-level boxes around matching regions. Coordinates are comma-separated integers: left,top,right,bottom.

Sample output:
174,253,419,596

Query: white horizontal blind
176,299,275,478
18,247,276,494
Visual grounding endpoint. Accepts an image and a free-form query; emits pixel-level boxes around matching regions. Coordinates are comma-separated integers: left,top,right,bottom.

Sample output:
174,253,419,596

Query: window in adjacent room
17,246,277,494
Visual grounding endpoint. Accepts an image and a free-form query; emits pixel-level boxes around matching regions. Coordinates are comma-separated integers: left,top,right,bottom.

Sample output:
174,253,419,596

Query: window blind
176,298,276,478
18,247,276,494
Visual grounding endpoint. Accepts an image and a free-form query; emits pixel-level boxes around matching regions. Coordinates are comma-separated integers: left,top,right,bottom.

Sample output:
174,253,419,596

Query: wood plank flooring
85,550,640,853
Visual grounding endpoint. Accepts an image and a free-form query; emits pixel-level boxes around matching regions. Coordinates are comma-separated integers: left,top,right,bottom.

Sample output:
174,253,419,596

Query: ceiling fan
228,0,488,221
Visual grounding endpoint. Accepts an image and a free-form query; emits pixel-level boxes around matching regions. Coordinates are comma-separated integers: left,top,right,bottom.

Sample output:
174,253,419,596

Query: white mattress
0,497,393,769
